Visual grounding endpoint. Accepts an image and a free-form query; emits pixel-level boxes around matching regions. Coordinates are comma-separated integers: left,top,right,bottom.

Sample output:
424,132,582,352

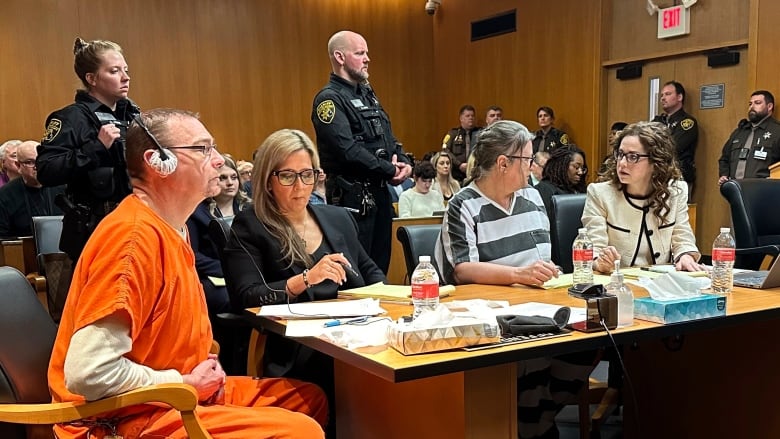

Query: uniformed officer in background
532,106,570,153
311,30,412,274
718,90,780,185
37,38,140,262
652,81,698,199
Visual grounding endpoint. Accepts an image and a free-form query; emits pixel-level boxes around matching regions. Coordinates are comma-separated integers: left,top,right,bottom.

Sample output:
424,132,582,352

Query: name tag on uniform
350,99,366,109
754,148,768,160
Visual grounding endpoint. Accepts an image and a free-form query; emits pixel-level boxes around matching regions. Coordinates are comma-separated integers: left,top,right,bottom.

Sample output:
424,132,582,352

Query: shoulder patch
43,119,62,142
680,118,695,130
559,133,569,145
316,100,336,124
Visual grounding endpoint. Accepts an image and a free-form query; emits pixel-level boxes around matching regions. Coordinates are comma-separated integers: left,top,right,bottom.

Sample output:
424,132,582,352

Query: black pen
326,253,360,278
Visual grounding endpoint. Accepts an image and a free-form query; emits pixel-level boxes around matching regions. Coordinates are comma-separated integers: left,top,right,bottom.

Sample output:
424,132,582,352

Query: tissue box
387,319,500,355
634,294,727,324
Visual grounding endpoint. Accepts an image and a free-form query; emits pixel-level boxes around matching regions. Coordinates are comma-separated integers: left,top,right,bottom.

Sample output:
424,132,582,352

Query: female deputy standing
582,121,701,273
37,38,140,261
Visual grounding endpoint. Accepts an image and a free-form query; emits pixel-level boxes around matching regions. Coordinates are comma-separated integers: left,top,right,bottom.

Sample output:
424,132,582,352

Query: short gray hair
0,140,22,160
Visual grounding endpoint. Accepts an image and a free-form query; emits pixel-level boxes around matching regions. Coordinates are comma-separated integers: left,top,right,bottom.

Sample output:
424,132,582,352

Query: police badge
316,100,336,124
681,118,695,130
43,118,62,142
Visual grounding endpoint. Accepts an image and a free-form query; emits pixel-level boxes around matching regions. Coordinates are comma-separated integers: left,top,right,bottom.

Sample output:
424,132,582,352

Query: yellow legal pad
339,282,455,303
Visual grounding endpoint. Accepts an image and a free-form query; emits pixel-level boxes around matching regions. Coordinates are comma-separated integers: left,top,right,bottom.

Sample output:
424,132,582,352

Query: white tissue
412,304,457,328
637,271,710,301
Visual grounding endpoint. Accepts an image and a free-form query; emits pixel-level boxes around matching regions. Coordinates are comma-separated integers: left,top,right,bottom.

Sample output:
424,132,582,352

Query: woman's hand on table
516,260,559,287
675,253,704,272
593,246,621,273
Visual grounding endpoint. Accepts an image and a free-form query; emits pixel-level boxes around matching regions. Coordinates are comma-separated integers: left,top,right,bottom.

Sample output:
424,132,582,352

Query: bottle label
572,248,594,262
712,248,735,262
412,282,439,299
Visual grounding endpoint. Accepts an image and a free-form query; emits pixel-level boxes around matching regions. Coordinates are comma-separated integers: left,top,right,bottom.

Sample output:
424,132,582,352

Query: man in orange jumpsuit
48,108,328,438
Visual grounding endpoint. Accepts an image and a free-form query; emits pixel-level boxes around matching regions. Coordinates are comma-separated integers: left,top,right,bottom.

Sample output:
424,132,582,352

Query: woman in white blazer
582,121,702,273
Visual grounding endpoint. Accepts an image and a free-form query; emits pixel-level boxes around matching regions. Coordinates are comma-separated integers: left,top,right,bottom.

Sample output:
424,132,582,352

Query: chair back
396,225,442,282
31,216,64,276
0,266,58,437
550,194,587,274
720,179,780,269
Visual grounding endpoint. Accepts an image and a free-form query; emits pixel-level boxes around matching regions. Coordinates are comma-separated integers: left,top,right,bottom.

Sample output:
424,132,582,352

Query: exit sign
657,5,690,39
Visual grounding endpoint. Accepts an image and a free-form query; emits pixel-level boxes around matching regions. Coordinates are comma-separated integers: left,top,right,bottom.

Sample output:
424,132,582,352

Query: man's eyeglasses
505,155,534,165
272,168,320,186
167,144,218,158
614,150,650,164
18,159,36,168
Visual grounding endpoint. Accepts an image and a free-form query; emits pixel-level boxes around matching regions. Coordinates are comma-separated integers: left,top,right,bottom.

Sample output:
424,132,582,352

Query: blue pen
323,316,369,327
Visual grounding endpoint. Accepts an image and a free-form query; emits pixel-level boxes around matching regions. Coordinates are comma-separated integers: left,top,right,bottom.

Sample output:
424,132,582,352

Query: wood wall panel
432,0,603,173
608,0,749,62
750,0,780,93
0,0,434,162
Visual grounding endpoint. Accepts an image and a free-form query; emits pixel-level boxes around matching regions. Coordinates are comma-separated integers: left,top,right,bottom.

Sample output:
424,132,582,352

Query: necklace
296,214,308,248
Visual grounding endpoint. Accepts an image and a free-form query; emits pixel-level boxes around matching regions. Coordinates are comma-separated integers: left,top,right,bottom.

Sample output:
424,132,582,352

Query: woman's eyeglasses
505,155,534,165
614,150,650,164
272,168,320,186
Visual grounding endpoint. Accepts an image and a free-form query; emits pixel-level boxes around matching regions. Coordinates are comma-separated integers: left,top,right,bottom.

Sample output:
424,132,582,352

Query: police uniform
311,73,410,273
532,127,569,153
652,109,698,185
37,90,140,261
444,126,482,182
718,116,780,180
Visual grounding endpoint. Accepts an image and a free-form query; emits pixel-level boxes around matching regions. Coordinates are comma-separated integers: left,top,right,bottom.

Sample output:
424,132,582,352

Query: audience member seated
398,161,445,217
484,105,503,126
48,108,327,438
186,155,251,314
528,151,549,186
443,104,482,182
237,159,253,186
386,172,413,205
534,145,587,219
309,167,328,205
435,120,593,439
0,139,21,188
0,140,65,238
582,121,701,273
532,106,570,153
430,151,460,203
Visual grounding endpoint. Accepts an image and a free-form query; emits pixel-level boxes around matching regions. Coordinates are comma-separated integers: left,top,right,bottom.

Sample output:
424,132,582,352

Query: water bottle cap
418,255,431,263
719,227,730,233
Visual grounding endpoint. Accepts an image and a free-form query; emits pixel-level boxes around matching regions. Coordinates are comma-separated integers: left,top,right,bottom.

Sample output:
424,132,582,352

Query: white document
257,298,385,319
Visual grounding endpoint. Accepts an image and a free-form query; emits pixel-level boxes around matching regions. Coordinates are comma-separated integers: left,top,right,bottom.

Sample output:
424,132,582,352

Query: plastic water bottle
411,255,440,319
572,228,594,284
712,227,736,294
607,260,634,327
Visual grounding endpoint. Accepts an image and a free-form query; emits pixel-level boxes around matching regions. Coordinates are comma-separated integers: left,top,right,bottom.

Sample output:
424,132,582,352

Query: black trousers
353,185,392,274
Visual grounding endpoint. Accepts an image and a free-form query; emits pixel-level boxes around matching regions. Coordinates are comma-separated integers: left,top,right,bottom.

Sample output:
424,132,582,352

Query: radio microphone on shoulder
441,133,450,149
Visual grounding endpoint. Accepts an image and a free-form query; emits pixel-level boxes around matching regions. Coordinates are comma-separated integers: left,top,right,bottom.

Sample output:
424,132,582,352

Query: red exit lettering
663,7,680,29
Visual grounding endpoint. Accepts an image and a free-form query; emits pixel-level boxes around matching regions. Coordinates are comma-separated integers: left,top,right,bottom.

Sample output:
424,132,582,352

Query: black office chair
207,217,264,377
396,225,442,284
30,216,72,322
549,194,587,274
720,179,780,270
0,266,211,439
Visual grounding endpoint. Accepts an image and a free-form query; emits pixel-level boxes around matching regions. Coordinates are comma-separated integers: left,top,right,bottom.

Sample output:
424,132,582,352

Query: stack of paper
339,282,454,302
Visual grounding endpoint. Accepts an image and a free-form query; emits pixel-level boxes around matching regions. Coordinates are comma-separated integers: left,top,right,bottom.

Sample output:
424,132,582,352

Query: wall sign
657,5,690,39
700,84,725,109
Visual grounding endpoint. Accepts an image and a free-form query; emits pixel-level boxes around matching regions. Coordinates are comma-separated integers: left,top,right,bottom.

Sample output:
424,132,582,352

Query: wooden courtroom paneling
749,0,780,94
607,0,749,63
0,0,436,162
431,0,604,175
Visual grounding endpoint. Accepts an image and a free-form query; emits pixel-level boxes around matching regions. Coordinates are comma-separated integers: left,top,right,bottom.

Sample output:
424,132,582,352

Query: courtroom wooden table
247,284,780,439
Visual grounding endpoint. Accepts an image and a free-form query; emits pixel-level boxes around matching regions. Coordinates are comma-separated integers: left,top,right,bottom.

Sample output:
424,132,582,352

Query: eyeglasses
271,168,320,186
18,159,36,168
569,163,587,174
505,155,534,165
167,144,218,158
239,171,252,176
218,174,239,182
614,150,650,164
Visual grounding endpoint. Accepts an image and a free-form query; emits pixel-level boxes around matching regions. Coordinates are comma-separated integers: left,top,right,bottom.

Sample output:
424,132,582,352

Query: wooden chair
0,266,212,439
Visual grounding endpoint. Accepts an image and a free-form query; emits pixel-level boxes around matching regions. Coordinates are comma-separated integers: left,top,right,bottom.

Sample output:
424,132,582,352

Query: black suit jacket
222,204,385,378
223,203,386,311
